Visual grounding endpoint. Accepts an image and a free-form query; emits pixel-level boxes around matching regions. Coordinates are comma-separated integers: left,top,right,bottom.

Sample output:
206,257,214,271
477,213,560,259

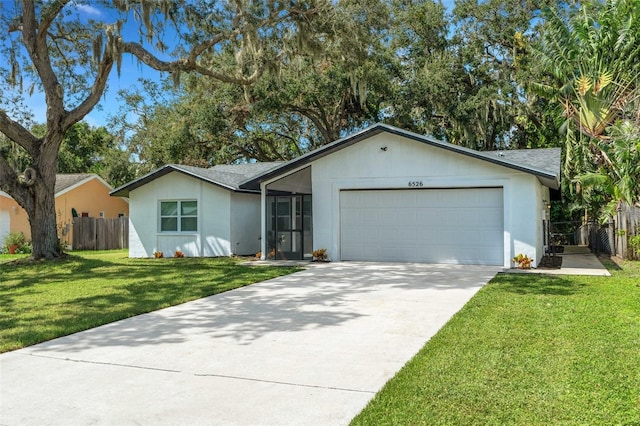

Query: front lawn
352,258,640,425
0,250,299,353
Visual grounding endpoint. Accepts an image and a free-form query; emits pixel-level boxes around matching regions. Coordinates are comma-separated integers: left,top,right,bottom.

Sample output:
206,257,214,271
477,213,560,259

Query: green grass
352,259,640,425
0,250,299,353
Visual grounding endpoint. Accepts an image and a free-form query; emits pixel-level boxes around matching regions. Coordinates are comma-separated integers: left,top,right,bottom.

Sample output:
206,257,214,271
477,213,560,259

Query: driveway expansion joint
25,353,375,395
26,352,181,374
194,373,376,394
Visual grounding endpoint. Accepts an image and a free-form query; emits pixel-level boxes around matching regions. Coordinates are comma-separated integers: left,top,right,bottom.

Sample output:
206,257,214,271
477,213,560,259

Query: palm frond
593,71,613,94
576,171,614,195
575,75,592,96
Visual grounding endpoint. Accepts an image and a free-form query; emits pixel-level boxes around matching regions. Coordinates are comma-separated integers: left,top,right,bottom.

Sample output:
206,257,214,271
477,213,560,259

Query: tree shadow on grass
14,268,373,353
0,256,301,351
597,255,623,271
494,273,586,296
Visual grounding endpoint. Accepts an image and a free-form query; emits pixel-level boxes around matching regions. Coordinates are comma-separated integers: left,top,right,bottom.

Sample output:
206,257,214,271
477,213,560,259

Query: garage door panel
441,211,462,227
377,209,399,224
340,188,503,265
459,210,501,227
398,228,418,244
397,209,417,223
399,191,418,207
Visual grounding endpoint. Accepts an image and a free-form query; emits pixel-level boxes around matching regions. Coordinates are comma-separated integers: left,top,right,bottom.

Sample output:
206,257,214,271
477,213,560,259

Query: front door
266,195,312,260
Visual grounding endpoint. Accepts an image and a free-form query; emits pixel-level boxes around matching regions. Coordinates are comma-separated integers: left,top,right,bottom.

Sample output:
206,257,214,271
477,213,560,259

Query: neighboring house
110,163,281,258
114,124,561,268
0,174,129,247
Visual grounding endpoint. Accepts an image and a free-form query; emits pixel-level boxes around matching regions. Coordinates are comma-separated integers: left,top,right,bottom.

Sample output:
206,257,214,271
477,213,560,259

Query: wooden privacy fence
615,203,640,259
575,203,640,259
72,216,128,250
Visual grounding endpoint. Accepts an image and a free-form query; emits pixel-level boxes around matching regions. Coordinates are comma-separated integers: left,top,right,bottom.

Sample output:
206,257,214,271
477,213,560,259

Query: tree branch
22,0,65,125
0,110,40,156
64,55,115,128
38,0,71,36
0,153,32,211
123,42,265,85
289,104,334,144
186,33,226,66
277,132,303,157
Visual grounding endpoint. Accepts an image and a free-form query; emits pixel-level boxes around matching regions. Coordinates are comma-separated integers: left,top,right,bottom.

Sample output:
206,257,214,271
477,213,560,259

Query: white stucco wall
128,172,233,257
505,173,546,266
230,192,261,255
299,132,550,267
0,209,9,245
536,184,552,258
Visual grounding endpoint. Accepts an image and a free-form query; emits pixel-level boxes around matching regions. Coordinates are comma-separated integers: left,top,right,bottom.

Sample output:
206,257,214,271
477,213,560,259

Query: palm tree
534,0,640,136
531,0,640,216
576,120,640,219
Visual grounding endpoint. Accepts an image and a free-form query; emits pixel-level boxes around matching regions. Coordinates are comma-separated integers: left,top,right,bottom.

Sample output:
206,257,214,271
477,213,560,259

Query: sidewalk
506,245,610,276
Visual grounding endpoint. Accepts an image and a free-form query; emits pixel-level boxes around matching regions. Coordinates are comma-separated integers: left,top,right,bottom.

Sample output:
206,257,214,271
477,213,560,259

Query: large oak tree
0,0,330,259
114,0,395,169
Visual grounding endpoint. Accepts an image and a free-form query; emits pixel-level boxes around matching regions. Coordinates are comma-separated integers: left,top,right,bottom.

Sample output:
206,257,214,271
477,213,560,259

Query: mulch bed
537,255,563,269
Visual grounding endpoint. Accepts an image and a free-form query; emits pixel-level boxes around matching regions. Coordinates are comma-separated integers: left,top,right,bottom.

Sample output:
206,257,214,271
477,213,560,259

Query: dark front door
267,195,312,260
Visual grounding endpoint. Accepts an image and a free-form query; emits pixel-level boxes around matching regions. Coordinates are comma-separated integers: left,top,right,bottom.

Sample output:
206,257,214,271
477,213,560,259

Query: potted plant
512,253,532,269
312,248,329,262
4,232,26,254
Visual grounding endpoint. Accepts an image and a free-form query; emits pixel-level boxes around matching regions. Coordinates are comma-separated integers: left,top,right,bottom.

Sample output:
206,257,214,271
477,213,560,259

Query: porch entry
266,195,312,260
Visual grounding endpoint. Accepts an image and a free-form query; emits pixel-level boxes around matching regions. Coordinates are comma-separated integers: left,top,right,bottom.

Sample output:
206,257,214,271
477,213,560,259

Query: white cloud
74,4,102,16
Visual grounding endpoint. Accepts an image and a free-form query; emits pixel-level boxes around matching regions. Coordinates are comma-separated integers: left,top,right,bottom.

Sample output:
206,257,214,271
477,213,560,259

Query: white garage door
340,188,504,265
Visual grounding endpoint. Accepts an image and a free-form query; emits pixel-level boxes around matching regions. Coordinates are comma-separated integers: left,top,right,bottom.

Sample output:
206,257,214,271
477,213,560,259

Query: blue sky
25,3,174,128
27,58,165,129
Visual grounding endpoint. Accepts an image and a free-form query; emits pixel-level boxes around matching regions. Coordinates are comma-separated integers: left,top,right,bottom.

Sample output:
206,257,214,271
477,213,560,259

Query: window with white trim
160,200,198,232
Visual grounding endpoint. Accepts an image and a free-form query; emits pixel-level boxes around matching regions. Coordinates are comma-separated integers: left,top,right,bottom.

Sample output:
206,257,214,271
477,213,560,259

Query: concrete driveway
1,262,500,425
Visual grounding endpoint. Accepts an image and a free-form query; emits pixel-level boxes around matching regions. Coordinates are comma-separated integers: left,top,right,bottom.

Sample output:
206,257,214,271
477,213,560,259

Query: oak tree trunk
35,134,61,259
20,135,62,260
27,178,59,260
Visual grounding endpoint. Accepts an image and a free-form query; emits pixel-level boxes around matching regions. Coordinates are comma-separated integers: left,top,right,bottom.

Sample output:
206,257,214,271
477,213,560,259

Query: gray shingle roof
240,123,562,190
2,174,106,200
55,174,95,193
110,162,283,197
173,163,283,189
482,148,562,180
110,124,562,197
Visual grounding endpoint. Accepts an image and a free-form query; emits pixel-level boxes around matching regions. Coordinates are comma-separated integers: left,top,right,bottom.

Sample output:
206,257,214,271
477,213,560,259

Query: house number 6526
408,181,424,187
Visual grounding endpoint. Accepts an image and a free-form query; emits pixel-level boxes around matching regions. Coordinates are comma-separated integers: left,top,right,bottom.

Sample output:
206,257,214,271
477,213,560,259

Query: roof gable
55,174,116,197
2,174,115,199
239,123,561,190
110,162,282,197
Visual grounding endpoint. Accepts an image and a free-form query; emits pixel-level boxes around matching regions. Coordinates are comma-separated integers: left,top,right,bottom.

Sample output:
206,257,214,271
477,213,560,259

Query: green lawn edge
351,258,640,425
